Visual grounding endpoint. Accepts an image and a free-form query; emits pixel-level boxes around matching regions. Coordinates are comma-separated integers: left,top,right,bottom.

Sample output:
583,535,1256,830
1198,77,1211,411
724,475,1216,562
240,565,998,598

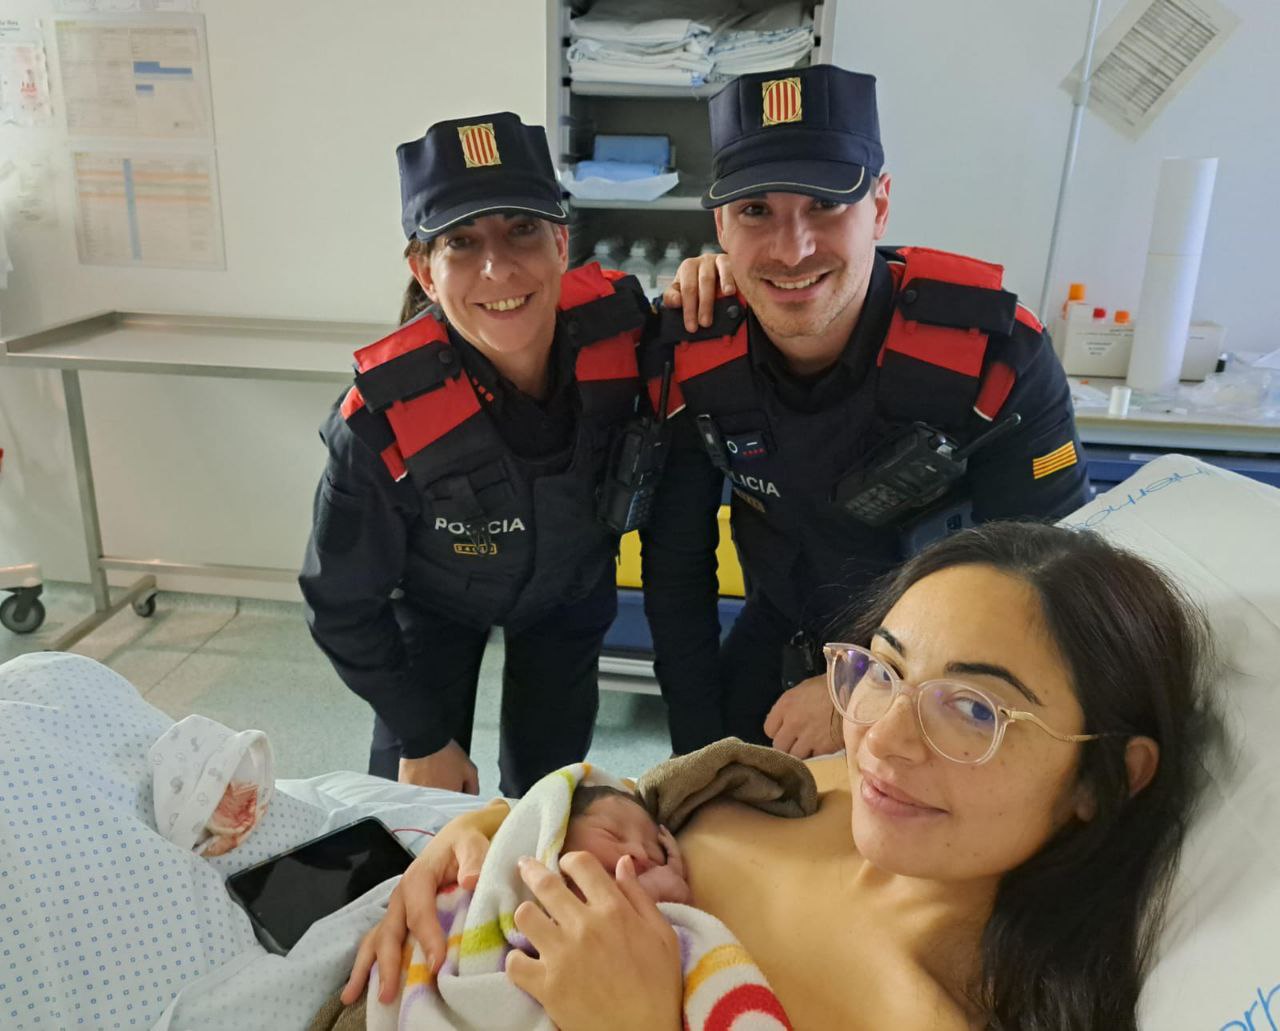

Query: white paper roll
1147,158,1218,256
1127,157,1218,394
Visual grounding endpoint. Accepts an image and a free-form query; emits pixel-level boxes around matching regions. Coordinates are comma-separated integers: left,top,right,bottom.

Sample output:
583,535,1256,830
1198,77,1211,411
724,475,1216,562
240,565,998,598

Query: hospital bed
0,454,1276,1031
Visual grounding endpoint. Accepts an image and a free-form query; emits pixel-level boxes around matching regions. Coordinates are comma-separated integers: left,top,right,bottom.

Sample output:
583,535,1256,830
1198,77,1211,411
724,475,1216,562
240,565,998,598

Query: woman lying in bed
343,521,1217,1031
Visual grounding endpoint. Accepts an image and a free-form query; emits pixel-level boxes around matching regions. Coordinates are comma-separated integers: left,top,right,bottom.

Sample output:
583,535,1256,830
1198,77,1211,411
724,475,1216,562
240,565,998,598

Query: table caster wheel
1,592,46,634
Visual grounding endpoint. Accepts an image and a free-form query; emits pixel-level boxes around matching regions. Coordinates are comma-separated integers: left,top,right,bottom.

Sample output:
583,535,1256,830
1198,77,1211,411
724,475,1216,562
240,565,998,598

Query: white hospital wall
830,0,1280,340
0,0,547,593
2,1,1278,597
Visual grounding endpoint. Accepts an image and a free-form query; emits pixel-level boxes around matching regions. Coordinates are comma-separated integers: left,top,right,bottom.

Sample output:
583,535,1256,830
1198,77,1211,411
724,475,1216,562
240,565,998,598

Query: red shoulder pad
672,318,749,384
563,263,643,384
340,384,366,421
353,313,448,374
384,377,482,461
1015,303,1044,333
880,247,1005,379
558,262,620,309
340,385,408,480
894,246,1004,290
576,336,640,382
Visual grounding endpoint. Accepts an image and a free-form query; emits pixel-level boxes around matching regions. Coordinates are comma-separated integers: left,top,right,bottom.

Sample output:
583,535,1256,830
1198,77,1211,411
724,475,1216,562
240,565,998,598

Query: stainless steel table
1,311,387,649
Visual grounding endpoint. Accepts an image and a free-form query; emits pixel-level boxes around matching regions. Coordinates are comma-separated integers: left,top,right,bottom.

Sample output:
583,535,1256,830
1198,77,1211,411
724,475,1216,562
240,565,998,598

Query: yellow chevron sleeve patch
1032,440,1078,480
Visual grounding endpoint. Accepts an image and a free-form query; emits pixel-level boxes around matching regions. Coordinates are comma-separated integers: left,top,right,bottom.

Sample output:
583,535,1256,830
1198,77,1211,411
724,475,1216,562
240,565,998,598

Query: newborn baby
560,784,691,904
364,762,786,1031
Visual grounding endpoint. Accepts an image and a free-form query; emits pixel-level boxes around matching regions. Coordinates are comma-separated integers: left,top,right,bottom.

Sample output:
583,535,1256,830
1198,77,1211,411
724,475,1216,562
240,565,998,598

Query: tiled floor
0,582,673,797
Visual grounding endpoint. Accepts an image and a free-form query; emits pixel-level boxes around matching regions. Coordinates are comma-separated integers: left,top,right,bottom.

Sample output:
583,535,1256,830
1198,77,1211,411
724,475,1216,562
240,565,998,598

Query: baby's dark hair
569,784,651,821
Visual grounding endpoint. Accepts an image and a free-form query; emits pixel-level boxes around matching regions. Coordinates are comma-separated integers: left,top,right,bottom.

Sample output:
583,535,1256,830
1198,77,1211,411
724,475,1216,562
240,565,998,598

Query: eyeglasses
823,642,1105,765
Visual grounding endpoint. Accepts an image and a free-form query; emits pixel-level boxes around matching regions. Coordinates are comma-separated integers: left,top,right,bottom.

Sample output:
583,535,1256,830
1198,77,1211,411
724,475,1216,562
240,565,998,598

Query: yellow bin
615,505,745,597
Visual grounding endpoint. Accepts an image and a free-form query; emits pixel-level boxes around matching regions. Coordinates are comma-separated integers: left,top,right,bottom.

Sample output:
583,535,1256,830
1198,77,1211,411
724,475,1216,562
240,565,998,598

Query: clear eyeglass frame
823,642,1107,766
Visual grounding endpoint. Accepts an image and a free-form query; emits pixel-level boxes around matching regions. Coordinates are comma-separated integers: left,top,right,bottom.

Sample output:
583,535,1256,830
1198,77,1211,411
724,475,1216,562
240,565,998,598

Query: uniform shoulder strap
352,310,459,412
559,263,648,419
877,246,1025,429
339,384,407,481
559,263,648,385
346,310,484,464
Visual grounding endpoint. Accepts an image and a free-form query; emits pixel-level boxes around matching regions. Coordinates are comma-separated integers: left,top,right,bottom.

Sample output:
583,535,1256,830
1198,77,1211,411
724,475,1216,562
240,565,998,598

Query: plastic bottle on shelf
591,239,614,269
654,241,685,295
1051,282,1089,358
621,240,655,291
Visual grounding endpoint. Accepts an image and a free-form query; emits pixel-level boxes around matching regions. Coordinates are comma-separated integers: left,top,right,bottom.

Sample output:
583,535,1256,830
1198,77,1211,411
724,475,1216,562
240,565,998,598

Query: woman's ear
1124,736,1160,797
552,224,569,273
409,249,439,304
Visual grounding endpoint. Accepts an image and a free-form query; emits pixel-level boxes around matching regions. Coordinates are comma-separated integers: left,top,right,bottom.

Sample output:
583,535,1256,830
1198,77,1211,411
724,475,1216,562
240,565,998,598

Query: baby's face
562,795,666,876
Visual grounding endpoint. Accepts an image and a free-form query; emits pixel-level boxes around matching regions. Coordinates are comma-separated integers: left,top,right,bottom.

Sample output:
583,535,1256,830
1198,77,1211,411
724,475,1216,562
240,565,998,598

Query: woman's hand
661,251,737,332
399,739,479,794
506,852,683,1031
341,798,509,1004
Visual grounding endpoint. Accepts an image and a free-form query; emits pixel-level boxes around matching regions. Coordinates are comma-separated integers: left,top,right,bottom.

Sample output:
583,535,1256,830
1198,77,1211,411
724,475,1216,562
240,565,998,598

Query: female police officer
299,112,651,797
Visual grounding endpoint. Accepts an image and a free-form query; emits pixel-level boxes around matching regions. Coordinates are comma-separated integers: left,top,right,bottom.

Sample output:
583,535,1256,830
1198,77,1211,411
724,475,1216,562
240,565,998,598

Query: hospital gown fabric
0,652,485,1031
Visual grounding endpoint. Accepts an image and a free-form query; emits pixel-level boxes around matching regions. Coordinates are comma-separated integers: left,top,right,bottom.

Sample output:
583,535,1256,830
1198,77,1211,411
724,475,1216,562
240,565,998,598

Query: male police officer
642,65,1089,758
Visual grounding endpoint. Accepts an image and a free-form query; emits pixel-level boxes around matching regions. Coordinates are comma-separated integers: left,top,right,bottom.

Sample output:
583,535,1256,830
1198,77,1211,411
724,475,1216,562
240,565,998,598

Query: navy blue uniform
300,318,628,796
640,250,1090,752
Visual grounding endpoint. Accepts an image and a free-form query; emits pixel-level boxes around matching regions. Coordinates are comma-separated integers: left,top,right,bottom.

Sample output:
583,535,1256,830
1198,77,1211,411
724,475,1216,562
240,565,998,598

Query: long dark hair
399,237,432,324
843,521,1217,1031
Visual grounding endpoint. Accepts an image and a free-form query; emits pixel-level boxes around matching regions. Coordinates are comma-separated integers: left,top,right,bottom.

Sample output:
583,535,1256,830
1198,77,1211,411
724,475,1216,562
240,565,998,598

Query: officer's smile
476,293,533,314
758,269,834,301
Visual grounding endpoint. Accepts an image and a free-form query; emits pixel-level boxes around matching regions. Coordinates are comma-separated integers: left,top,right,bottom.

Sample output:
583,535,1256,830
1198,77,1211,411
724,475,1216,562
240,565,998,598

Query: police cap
397,111,568,241
703,64,884,208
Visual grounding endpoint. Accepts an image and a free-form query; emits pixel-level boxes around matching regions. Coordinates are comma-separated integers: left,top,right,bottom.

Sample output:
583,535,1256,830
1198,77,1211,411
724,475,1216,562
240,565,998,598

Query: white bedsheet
0,652,487,1031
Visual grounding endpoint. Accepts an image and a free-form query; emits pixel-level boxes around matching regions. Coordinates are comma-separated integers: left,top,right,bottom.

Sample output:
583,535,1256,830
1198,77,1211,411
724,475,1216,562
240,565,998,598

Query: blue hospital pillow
1060,456,1280,1031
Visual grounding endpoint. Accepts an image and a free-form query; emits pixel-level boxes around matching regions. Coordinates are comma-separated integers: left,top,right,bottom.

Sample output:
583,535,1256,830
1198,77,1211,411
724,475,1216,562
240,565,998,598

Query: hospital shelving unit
0,312,373,651
545,0,840,267
546,0,839,675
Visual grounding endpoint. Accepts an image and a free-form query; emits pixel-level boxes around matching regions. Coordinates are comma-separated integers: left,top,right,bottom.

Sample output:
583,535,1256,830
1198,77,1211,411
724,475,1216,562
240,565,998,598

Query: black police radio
833,414,1022,527
598,361,674,534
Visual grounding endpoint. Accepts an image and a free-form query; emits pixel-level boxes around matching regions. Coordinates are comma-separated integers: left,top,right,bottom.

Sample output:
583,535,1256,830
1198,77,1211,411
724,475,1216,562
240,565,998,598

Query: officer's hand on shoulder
663,252,737,333
763,676,843,760
399,739,480,794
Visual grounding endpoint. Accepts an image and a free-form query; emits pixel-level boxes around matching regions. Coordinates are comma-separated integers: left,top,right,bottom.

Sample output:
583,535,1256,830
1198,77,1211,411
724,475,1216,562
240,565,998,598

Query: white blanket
0,652,487,1031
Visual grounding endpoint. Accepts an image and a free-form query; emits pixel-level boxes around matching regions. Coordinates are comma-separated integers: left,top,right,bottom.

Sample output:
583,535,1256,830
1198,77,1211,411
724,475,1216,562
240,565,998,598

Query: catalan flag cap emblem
396,111,567,241
458,123,501,168
761,77,803,126
1032,440,1078,480
704,64,884,208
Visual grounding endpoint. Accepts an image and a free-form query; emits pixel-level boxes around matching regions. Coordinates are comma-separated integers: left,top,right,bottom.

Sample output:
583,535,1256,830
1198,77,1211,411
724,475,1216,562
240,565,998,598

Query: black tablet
225,817,417,954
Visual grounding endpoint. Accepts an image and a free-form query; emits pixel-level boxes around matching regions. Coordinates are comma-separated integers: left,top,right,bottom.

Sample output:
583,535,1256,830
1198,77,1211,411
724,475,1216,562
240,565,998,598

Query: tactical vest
341,263,648,631
650,246,1046,628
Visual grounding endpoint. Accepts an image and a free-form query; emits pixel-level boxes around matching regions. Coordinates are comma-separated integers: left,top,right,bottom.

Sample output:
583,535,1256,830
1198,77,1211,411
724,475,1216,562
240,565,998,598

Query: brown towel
306,988,367,1031
636,737,818,833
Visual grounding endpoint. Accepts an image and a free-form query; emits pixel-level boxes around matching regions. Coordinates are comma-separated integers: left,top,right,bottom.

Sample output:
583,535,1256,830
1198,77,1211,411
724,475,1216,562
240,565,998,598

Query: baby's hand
632,826,692,905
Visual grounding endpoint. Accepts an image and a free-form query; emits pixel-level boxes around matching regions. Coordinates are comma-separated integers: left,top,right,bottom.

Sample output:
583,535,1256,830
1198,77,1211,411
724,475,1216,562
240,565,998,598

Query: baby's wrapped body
366,743,816,1031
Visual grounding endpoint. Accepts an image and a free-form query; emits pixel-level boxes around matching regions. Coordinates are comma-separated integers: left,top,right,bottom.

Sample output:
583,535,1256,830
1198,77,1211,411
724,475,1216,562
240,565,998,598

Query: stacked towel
708,2,814,78
365,752,807,1030
568,0,735,87
567,0,813,88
